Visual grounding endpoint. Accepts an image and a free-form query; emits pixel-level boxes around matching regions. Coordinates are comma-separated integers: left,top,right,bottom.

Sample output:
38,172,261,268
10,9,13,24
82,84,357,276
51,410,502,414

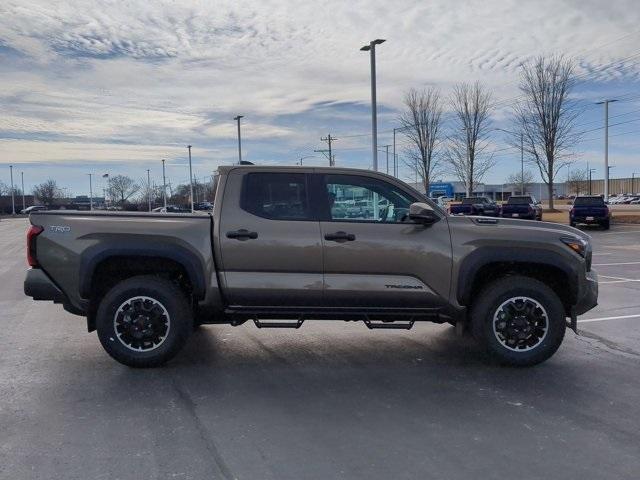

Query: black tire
602,219,610,230
471,276,566,366
96,275,193,367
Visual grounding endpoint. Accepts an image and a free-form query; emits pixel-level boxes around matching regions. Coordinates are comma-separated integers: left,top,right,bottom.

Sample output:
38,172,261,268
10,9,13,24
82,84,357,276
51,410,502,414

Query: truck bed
28,210,215,313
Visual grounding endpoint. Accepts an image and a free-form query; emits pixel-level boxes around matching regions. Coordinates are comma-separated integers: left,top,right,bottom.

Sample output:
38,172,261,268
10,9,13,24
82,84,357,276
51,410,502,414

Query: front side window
324,175,414,223
242,173,311,220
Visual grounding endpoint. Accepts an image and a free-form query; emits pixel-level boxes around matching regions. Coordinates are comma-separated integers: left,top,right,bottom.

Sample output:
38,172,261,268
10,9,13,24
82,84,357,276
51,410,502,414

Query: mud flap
568,306,578,334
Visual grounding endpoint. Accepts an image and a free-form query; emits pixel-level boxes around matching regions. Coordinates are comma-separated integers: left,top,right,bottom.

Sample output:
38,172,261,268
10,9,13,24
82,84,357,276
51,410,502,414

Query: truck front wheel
470,276,565,366
96,275,193,367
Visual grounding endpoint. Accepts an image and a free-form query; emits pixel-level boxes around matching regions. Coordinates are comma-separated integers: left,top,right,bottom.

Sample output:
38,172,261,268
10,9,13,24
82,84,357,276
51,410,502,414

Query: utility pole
520,132,524,195
162,159,167,208
596,99,617,202
360,39,385,171
233,115,243,164
381,144,391,174
319,134,336,166
9,165,15,215
188,145,194,213
21,171,25,212
146,169,151,212
87,173,93,211
393,128,397,177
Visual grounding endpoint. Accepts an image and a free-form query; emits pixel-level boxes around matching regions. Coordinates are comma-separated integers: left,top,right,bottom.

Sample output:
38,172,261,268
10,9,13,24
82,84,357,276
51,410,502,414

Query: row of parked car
444,194,611,229
447,196,543,220
607,194,640,205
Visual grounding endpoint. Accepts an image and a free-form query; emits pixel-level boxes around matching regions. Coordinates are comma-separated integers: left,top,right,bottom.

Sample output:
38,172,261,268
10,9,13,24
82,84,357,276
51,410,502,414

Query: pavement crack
170,377,236,480
576,330,640,359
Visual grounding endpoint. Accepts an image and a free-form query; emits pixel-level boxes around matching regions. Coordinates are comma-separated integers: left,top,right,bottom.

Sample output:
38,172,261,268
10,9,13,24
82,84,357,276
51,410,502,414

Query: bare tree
506,170,535,194
0,180,8,196
567,168,589,196
33,179,62,207
399,87,443,192
513,55,581,210
446,81,495,196
107,175,139,206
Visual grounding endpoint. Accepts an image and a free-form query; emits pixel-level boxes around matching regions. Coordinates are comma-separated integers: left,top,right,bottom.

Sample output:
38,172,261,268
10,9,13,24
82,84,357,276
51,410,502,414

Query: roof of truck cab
217,164,404,178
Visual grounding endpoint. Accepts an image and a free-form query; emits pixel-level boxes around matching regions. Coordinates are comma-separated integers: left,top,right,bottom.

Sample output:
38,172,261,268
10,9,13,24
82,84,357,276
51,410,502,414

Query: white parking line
578,314,640,323
601,230,640,235
593,261,640,266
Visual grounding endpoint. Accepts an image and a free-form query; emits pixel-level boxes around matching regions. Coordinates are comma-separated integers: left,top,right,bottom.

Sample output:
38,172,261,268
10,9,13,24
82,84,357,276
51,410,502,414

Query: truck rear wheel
471,276,565,366
96,275,193,367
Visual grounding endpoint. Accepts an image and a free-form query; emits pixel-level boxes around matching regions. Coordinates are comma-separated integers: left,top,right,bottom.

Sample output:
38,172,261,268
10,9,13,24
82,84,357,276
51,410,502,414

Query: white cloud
0,0,639,184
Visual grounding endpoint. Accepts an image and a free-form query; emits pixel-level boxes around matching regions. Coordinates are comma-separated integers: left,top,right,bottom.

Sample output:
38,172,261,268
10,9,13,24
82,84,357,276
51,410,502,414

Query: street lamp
360,39,385,171
21,171,25,212
187,145,194,213
162,159,167,208
146,169,151,212
298,155,316,166
588,168,596,195
9,165,15,215
87,173,93,211
233,115,244,164
596,99,617,201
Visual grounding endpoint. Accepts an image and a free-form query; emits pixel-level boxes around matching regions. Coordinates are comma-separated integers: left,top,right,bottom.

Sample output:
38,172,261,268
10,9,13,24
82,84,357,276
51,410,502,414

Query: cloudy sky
1,0,639,196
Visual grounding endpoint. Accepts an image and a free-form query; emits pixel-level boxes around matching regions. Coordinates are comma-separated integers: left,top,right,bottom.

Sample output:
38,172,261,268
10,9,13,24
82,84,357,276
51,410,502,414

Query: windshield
574,197,605,206
507,196,533,205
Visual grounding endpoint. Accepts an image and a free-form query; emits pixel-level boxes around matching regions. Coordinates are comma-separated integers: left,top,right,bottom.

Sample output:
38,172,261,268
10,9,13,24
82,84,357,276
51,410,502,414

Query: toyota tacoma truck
449,197,500,217
24,166,597,367
501,195,543,221
570,195,610,230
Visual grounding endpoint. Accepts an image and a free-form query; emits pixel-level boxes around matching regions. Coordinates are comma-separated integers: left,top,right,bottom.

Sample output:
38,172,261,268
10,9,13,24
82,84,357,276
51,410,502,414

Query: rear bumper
575,269,598,316
24,268,67,303
572,216,607,224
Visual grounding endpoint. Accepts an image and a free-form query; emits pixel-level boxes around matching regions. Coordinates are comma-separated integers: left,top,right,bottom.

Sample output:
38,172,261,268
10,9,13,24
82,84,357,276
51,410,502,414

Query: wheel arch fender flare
78,235,207,300
456,246,580,306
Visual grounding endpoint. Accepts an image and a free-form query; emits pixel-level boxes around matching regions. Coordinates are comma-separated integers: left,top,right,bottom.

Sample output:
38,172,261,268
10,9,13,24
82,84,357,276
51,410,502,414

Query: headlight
561,236,587,257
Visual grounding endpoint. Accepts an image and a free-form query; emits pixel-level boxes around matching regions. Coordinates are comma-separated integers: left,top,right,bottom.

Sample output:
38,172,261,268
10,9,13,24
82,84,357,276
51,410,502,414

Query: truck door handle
226,229,258,240
324,231,356,242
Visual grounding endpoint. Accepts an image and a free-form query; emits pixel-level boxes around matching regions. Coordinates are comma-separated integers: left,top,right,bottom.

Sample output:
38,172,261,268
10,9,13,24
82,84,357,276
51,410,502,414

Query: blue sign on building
428,182,454,198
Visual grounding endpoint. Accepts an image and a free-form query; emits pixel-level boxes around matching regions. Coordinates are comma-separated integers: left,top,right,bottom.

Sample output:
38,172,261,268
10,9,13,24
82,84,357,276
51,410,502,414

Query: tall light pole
21,171,25,212
146,169,151,212
382,144,391,174
520,132,525,195
233,115,243,165
393,127,397,177
162,159,167,208
360,39,385,171
298,155,315,166
187,145,194,213
596,99,617,201
588,168,596,195
9,165,15,215
87,173,93,211
633,172,638,194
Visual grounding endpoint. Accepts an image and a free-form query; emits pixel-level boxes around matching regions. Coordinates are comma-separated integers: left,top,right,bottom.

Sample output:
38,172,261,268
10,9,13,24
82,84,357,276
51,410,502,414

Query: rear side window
242,173,311,220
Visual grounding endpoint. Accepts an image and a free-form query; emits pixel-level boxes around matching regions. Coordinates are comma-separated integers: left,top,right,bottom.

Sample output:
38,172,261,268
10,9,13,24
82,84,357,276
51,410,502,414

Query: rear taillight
27,225,44,267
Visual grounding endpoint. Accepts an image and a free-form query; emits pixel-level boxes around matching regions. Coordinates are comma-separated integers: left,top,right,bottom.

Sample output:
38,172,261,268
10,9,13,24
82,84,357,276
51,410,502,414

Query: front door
319,173,452,309
218,169,323,307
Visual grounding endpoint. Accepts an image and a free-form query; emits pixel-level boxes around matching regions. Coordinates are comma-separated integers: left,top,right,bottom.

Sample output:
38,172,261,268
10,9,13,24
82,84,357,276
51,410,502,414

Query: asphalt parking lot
1,217,639,480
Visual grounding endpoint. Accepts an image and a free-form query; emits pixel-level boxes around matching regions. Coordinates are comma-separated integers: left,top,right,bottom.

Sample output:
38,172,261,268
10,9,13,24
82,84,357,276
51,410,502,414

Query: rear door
218,169,323,307
318,173,452,309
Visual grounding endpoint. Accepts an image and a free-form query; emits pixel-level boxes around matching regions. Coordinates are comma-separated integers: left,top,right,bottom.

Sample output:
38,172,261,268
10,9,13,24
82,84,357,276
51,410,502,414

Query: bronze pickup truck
24,165,597,367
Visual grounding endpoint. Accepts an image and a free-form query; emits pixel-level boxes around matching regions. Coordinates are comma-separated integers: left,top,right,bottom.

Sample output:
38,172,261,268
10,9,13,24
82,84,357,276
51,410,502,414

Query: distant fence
570,178,639,196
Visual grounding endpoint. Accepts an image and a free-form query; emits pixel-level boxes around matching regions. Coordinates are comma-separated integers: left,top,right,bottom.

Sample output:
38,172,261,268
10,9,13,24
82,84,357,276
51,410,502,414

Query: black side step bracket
253,317,304,329
363,316,415,330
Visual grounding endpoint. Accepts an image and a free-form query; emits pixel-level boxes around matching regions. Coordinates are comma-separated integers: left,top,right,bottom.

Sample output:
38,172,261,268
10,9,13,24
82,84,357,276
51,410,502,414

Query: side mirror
408,202,440,225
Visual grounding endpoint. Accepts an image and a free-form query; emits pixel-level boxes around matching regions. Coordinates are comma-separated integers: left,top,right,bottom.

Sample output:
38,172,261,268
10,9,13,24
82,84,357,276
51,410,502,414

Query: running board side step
363,316,415,330
253,317,304,329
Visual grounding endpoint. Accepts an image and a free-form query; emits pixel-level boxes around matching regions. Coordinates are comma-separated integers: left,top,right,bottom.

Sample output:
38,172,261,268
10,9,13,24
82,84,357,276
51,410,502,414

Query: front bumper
575,269,598,316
